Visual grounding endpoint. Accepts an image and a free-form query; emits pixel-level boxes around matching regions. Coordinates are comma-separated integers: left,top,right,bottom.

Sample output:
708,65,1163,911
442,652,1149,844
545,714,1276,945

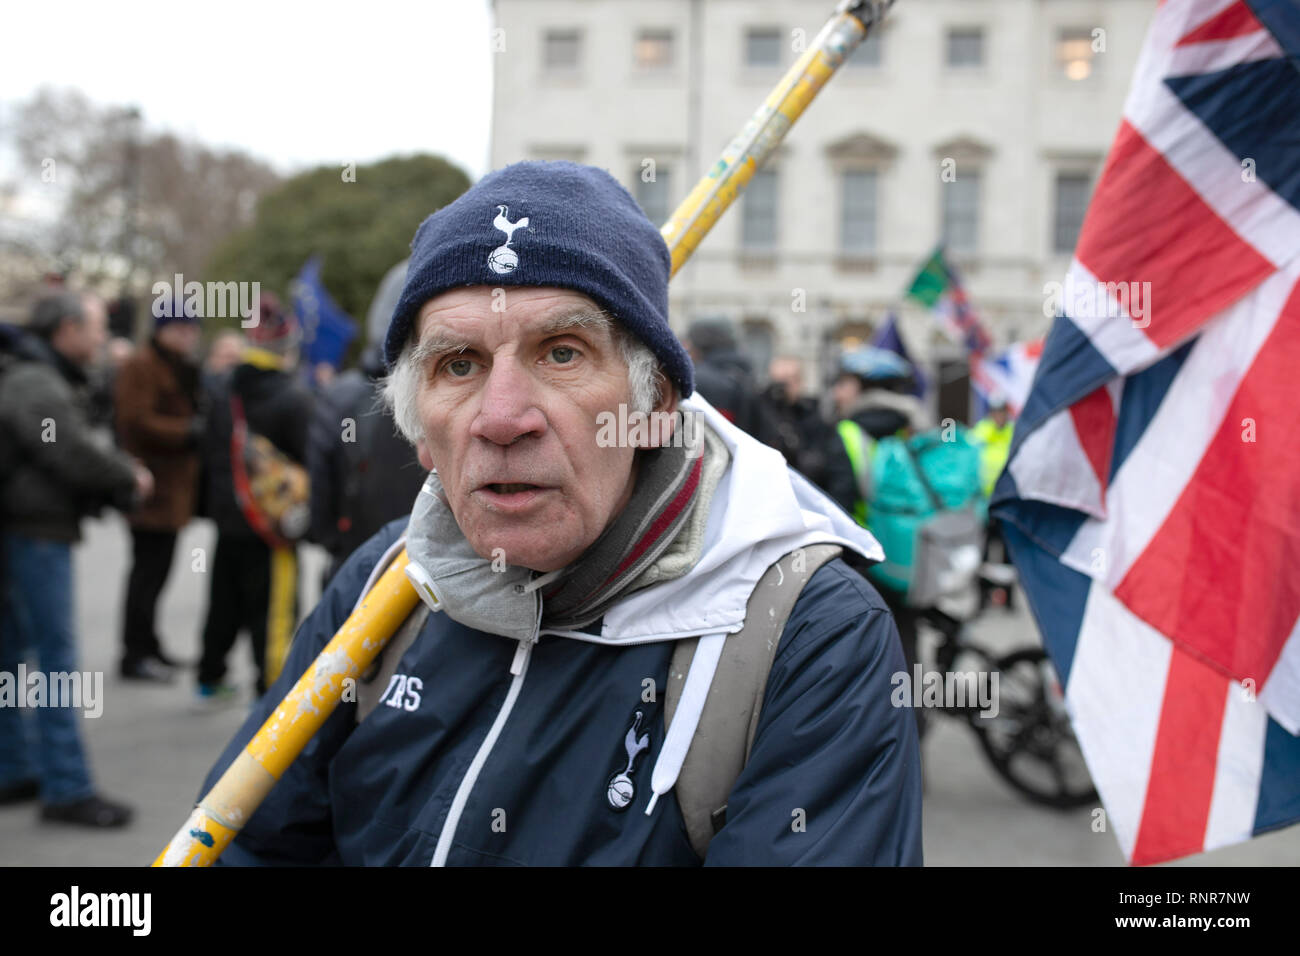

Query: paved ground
1,513,1296,866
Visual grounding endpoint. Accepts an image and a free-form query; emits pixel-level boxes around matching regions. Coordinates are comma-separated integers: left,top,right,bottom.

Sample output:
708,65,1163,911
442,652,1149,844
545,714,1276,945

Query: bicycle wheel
969,648,1098,809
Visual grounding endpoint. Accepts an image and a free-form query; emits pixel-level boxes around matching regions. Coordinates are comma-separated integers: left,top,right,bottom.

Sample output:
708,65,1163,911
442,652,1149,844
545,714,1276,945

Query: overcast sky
1,0,494,181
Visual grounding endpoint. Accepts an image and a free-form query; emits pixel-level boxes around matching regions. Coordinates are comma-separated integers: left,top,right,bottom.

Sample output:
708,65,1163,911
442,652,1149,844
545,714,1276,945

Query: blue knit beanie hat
384,160,694,396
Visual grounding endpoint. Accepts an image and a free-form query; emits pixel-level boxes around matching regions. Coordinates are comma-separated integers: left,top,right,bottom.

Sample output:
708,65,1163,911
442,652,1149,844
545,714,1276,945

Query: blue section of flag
1012,315,1115,446
1000,517,1092,684
293,256,357,370
1245,0,1300,59
1108,338,1197,481
1166,58,1300,216
870,313,927,398
1255,716,1300,834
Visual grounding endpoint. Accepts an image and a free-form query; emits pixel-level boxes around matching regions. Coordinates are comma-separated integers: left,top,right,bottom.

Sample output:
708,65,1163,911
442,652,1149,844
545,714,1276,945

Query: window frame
940,170,982,255
542,28,583,73
839,168,880,257
744,26,783,70
740,166,780,254
633,162,674,229
944,26,985,69
634,27,675,71
1052,170,1093,255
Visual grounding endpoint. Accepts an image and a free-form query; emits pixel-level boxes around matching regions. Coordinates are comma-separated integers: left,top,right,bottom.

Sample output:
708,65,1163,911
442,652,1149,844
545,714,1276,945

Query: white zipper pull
509,638,531,676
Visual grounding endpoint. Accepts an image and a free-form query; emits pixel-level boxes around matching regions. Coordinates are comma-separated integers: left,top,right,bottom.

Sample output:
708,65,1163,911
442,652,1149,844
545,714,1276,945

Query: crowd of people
687,322,1014,718
0,261,1013,834
0,277,424,828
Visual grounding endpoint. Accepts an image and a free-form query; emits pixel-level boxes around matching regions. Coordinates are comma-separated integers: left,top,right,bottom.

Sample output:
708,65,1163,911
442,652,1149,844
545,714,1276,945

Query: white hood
574,393,884,645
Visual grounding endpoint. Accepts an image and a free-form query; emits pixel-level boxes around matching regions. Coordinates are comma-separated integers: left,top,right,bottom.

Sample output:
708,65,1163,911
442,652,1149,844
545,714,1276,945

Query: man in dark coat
307,261,426,583
684,319,761,435
0,293,148,827
114,301,204,681
196,293,312,702
753,354,832,487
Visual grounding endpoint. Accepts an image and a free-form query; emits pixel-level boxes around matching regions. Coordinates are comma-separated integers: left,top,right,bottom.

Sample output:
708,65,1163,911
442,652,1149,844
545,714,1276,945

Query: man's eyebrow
410,307,614,367
537,308,614,339
410,329,472,367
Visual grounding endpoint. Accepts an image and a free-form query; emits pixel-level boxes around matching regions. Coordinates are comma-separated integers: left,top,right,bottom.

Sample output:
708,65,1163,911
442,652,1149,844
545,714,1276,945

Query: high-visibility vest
836,419,874,526
971,417,1014,497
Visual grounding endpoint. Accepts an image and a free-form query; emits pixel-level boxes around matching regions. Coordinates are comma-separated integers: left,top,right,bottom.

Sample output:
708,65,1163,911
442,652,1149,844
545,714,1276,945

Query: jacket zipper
429,625,537,866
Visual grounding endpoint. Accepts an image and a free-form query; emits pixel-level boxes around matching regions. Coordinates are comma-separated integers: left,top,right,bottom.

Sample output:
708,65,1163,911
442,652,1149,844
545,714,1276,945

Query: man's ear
416,438,434,471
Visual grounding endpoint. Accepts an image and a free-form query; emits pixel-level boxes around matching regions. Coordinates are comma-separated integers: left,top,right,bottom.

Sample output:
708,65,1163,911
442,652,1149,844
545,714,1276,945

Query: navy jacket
201,517,924,866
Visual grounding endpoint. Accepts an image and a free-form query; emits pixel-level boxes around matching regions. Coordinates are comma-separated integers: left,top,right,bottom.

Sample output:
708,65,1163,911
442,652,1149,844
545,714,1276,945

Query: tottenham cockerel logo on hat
488,204,529,275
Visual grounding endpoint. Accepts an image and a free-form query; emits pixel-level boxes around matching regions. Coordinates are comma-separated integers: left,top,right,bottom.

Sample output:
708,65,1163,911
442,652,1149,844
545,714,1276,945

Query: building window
741,168,778,251
1057,28,1098,81
941,172,980,253
745,27,782,68
945,27,984,68
635,29,674,70
845,29,883,68
741,318,774,377
544,29,582,71
1053,172,1091,253
840,170,878,254
634,165,673,228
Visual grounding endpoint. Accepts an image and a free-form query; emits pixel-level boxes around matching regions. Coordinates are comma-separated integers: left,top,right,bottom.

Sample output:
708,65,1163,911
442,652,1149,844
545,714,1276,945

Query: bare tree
6,86,281,290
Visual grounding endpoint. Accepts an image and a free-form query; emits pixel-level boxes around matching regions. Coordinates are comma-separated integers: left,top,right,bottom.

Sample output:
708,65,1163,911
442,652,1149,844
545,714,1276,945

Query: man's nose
469,358,547,446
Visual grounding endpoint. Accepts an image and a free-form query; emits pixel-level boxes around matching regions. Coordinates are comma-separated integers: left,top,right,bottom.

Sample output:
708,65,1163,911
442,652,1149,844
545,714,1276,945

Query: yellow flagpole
153,551,418,867
154,0,894,867
663,0,893,276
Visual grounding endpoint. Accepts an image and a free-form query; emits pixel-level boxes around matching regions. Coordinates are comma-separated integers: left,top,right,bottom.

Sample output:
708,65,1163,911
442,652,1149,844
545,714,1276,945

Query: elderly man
200,162,921,866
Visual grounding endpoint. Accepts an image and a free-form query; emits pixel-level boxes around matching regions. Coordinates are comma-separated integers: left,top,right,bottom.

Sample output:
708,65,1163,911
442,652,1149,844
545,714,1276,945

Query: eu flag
293,256,357,370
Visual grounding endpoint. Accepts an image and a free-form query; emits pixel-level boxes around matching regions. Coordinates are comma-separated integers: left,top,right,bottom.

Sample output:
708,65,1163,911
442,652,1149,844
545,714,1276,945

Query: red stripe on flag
1175,0,1265,46
1075,121,1274,350
1131,647,1227,866
1069,386,1115,494
1116,277,1300,687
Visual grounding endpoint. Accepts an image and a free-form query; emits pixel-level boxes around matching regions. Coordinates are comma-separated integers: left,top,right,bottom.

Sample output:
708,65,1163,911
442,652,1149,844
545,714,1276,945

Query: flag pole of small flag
992,0,1300,866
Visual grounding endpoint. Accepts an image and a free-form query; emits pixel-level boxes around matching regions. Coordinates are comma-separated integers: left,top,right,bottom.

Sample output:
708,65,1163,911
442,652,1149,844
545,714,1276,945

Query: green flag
906,247,952,308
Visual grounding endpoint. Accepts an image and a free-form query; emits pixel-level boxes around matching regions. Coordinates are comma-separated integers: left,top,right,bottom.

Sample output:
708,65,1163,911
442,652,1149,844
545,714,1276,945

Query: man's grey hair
382,308,667,446
29,293,85,340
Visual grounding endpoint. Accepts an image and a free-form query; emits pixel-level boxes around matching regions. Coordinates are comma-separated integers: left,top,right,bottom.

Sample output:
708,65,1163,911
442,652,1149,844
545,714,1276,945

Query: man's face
831,374,863,418
207,333,244,373
410,286,651,572
54,297,108,368
768,357,803,402
157,321,202,358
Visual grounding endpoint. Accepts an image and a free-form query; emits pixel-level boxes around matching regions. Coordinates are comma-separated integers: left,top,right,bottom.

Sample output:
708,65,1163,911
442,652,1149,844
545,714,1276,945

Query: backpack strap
356,602,431,722
899,437,945,512
664,543,843,860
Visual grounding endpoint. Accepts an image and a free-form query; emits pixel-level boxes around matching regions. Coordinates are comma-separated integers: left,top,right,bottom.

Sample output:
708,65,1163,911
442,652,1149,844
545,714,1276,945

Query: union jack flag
992,0,1300,865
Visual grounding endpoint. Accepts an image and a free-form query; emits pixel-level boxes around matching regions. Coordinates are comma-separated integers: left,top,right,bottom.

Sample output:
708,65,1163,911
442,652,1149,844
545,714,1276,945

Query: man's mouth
473,481,555,512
